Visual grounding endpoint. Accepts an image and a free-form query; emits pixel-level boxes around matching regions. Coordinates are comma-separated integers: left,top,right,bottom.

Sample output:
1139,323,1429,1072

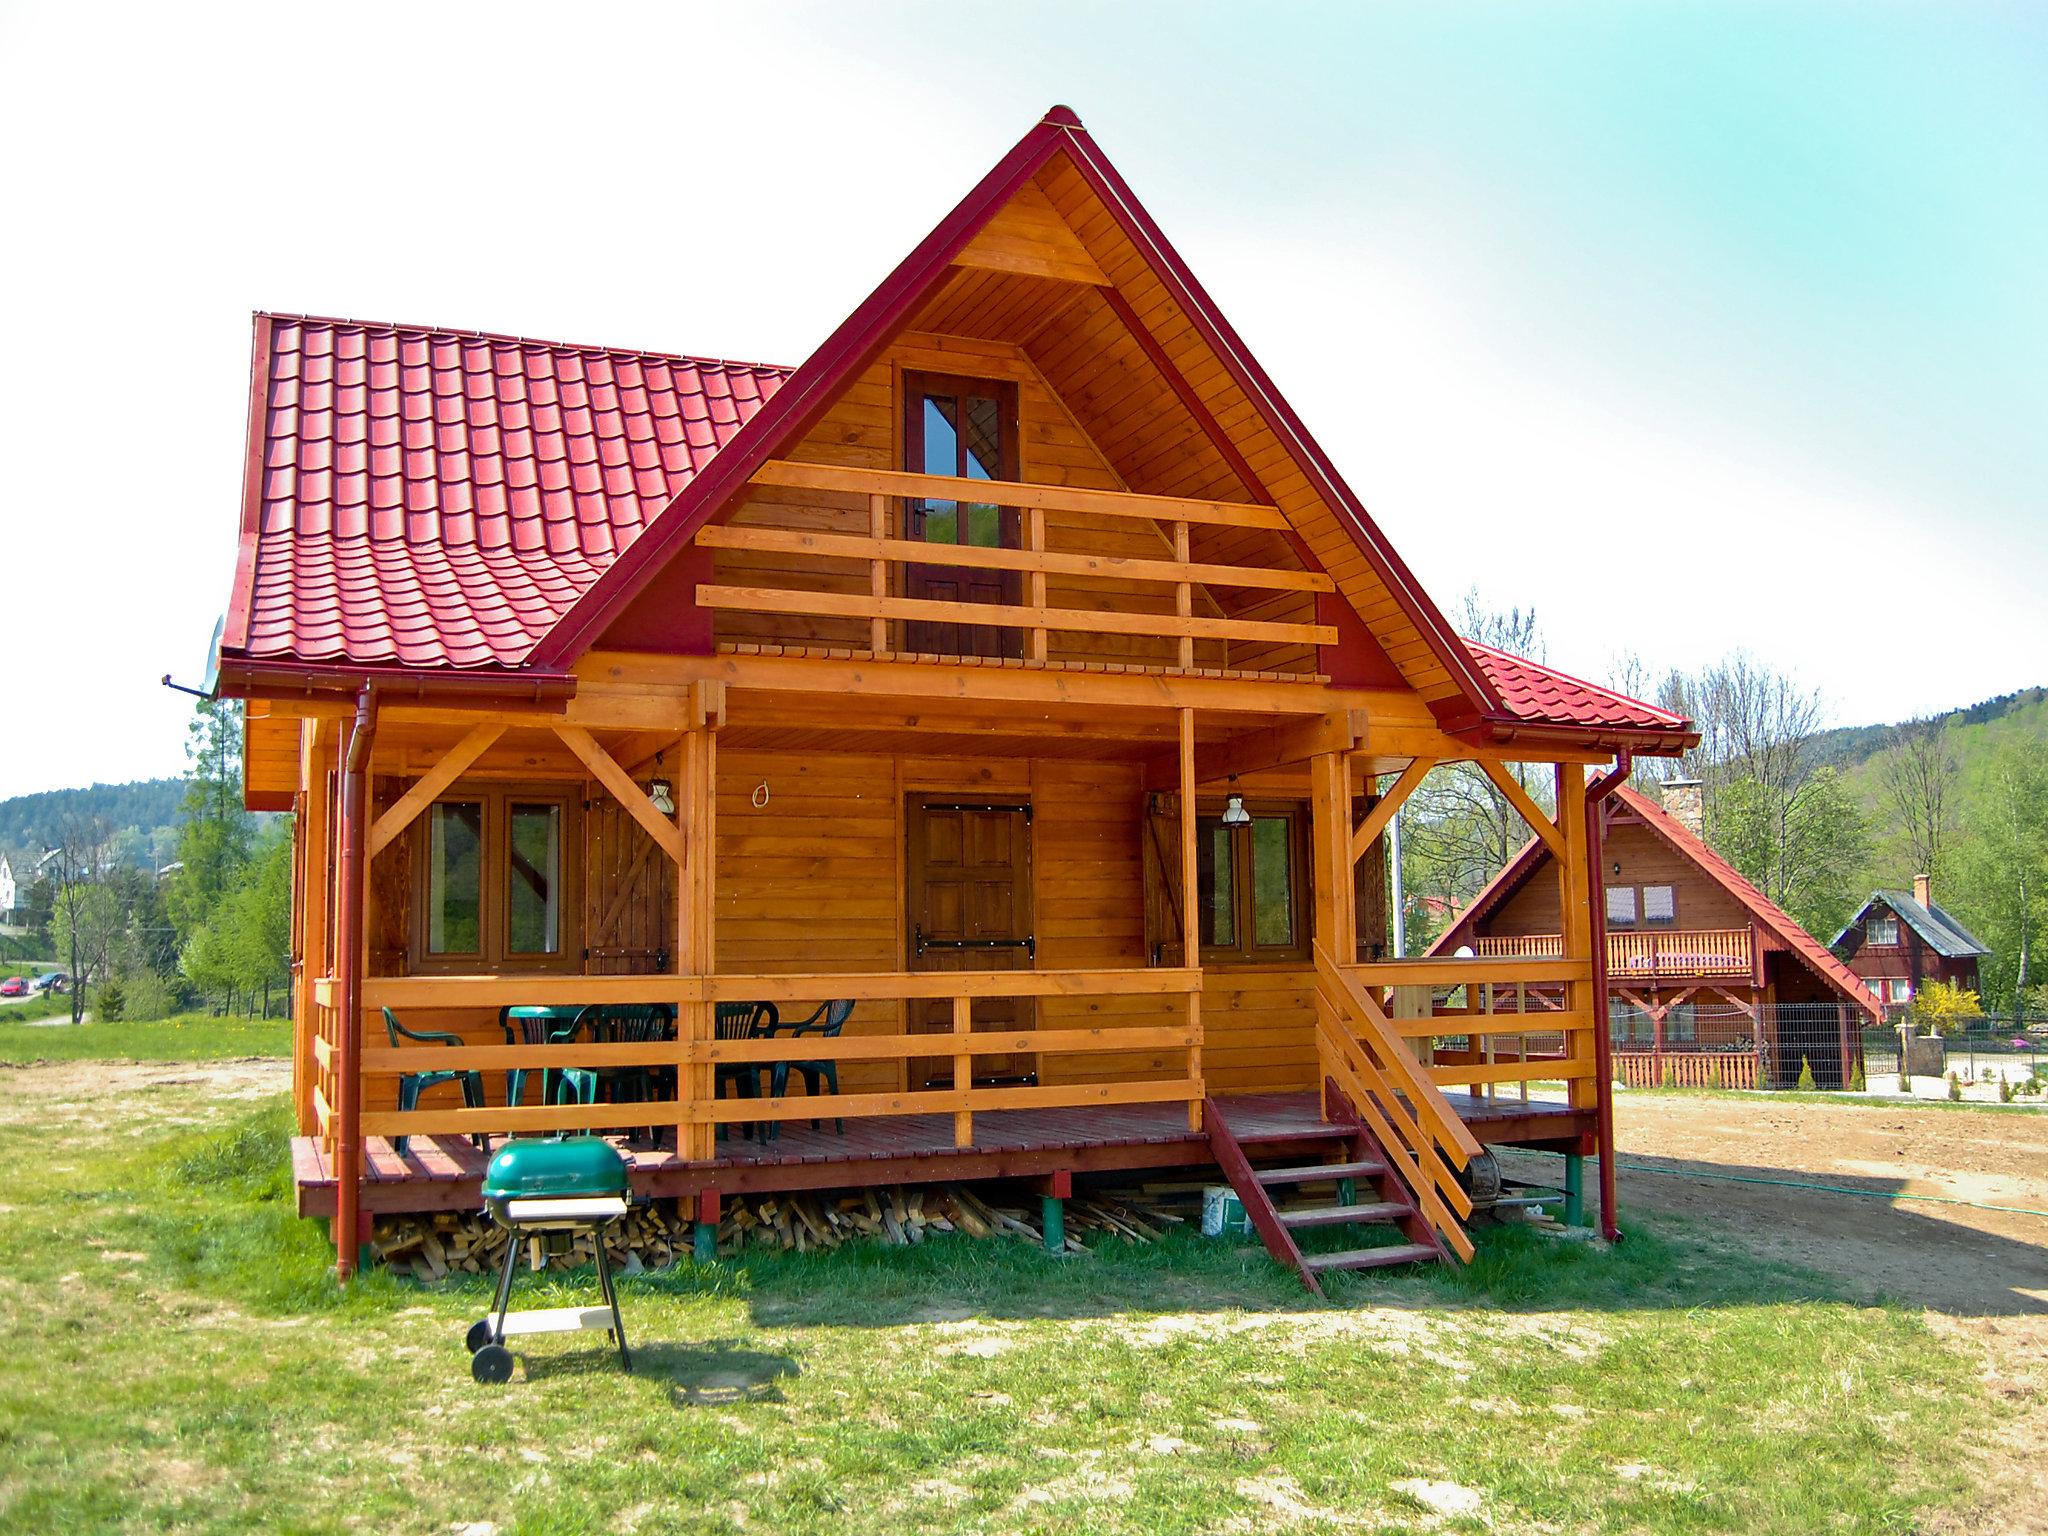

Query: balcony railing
695,460,1336,671
1473,929,1753,978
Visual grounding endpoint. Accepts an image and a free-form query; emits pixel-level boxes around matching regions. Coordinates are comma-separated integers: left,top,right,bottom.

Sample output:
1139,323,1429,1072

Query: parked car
33,973,65,994
0,977,26,998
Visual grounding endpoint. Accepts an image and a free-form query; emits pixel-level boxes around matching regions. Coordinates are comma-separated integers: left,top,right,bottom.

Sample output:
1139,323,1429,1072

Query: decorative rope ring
751,781,770,809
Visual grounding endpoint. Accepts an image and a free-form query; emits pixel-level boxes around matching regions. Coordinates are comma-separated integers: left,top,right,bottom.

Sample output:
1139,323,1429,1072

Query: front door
906,797,1036,1089
902,372,1022,658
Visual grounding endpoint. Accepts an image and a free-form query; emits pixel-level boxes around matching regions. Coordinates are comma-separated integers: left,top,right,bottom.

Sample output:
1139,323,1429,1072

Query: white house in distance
0,855,16,923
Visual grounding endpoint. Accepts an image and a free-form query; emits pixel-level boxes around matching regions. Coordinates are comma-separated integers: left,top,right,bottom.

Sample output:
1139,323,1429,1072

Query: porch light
648,756,675,817
1221,778,1251,827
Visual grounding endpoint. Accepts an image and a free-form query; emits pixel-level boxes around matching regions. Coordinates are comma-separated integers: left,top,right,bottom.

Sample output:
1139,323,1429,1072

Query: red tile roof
1429,783,1883,1021
224,313,788,670
1466,644,1690,735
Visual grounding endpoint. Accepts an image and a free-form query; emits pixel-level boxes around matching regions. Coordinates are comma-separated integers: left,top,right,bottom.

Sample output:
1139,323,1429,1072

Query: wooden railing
310,975,341,1147
352,969,1203,1160
1475,929,1752,978
1311,943,1483,1262
1348,955,1598,1108
697,460,1336,669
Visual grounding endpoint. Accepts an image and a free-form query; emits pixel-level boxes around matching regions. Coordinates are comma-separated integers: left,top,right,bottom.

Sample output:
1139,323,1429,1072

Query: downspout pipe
333,684,377,1282
1583,749,1632,1243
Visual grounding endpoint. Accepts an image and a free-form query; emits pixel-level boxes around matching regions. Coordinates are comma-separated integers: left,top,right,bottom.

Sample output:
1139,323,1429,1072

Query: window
901,371,1022,657
1196,802,1309,963
1867,917,1899,947
1884,977,1914,1005
413,787,577,972
1606,885,1638,927
1642,885,1676,926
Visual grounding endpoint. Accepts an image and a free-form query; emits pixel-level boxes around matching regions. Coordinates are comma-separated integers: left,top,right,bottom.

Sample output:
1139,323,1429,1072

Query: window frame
410,783,581,976
1194,798,1311,966
1641,884,1677,927
1867,916,1900,947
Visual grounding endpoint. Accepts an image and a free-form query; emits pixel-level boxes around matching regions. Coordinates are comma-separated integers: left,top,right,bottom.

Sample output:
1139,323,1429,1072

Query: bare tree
1874,719,1959,882
44,815,111,1024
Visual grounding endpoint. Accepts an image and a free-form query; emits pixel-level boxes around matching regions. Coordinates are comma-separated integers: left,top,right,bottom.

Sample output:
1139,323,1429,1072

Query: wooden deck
292,1091,1590,1218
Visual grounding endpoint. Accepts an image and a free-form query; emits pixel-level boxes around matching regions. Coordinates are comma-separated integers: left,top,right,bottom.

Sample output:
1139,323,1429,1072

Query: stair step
1304,1242,1443,1273
1255,1159,1387,1187
1280,1201,1409,1229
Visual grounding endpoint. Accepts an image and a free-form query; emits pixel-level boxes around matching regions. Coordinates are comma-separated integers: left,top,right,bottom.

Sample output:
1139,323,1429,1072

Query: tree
1402,591,1556,907
50,879,121,1023
180,820,293,1014
1873,718,1960,883
1954,741,2048,1020
164,699,252,946
1712,766,1869,939
43,815,109,1024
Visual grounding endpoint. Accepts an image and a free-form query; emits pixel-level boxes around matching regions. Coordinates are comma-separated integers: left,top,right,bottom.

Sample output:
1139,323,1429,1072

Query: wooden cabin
214,106,1696,1288
1831,877,1990,1016
1429,780,1881,1089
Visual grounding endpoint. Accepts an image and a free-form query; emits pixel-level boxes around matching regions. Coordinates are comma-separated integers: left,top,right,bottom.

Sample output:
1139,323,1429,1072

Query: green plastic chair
382,1008,486,1156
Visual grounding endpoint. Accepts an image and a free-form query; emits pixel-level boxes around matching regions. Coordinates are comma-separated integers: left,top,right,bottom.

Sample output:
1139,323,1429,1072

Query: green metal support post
1563,1153,1585,1227
1042,1170,1071,1255
694,1190,720,1264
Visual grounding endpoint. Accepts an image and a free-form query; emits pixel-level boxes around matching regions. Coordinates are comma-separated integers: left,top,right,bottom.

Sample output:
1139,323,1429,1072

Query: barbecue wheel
471,1344,514,1384
465,1320,495,1355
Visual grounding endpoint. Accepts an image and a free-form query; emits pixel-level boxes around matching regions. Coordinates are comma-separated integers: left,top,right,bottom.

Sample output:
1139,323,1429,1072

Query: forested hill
1808,686,2047,771
0,778,185,870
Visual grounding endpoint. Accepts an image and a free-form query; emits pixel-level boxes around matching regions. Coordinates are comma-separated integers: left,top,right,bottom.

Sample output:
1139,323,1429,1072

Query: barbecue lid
481,1138,630,1201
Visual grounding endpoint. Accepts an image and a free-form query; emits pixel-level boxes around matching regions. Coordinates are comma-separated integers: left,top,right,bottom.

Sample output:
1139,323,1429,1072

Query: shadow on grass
517,1335,800,1403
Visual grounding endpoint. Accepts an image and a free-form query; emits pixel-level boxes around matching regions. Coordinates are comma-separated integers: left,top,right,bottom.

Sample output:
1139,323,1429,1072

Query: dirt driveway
1579,1094,2048,1535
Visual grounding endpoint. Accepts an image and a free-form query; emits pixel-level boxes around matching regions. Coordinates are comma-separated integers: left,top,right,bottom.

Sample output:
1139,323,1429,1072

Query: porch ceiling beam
552,724,686,867
749,459,1289,530
1349,756,1437,865
1141,709,1367,792
365,722,505,860
1477,759,1568,863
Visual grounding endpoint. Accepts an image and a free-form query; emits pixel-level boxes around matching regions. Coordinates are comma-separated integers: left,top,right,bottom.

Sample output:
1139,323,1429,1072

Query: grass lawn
0,1011,291,1064
0,1053,2007,1534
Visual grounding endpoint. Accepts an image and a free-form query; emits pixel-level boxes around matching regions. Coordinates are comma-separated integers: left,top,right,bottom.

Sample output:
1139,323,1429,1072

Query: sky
0,1,2042,801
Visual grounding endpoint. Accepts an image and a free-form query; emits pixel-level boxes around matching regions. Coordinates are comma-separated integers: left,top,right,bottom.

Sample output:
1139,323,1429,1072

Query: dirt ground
1587,1094,2048,1534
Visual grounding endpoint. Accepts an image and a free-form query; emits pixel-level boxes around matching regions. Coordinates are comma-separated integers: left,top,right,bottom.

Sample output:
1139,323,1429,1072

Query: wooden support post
1173,520,1194,670
1026,503,1048,663
295,718,335,1137
1176,705,1203,1130
1555,765,1596,1111
869,493,890,656
952,994,973,1148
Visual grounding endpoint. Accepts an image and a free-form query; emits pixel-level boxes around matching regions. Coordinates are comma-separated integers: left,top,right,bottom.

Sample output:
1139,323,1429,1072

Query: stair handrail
1313,943,1484,1164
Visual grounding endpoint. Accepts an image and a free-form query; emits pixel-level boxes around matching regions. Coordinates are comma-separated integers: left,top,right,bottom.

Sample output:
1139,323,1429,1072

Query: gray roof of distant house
1832,891,1990,958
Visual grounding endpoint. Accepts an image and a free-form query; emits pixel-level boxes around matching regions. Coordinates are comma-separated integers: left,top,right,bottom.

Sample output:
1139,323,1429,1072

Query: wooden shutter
1141,792,1186,967
583,792,675,974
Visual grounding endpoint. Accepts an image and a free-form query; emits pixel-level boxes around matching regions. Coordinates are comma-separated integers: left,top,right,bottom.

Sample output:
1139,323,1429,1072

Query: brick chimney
1914,873,1932,909
1658,777,1705,839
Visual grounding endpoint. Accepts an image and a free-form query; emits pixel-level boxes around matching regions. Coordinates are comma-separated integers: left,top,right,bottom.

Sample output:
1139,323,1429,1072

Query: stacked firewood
370,1201,688,1282
370,1182,1192,1280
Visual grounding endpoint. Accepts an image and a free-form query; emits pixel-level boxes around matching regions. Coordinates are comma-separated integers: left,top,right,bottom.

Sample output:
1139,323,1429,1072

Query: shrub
96,982,126,1022
1910,981,1985,1036
1848,1062,1865,1092
1998,1074,2014,1104
1796,1056,1815,1092
1947,1071,1962,1102
121,971,178,1023
1707,1062,1723,1090
1661,1062,1677,1089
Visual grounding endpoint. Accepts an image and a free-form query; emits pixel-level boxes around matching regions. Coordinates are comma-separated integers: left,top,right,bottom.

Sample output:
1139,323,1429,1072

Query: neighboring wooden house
1831,878,1990,1015
212,107,1697,1288
1429,780,1881,1089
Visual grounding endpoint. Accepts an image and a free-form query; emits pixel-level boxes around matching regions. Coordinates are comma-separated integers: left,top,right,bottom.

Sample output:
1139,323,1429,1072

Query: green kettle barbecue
465,1139,634,1383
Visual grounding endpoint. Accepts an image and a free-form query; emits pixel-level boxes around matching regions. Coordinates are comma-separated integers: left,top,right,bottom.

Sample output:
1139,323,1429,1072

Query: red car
0,977,27,998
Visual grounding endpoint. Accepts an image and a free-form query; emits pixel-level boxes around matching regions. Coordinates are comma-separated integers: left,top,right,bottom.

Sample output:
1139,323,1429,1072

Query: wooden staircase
1205,1096,1445,1296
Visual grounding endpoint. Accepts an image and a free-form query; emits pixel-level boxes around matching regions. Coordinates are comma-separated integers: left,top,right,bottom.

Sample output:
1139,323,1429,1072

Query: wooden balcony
697,460,1335,674
1473,929,1753,978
